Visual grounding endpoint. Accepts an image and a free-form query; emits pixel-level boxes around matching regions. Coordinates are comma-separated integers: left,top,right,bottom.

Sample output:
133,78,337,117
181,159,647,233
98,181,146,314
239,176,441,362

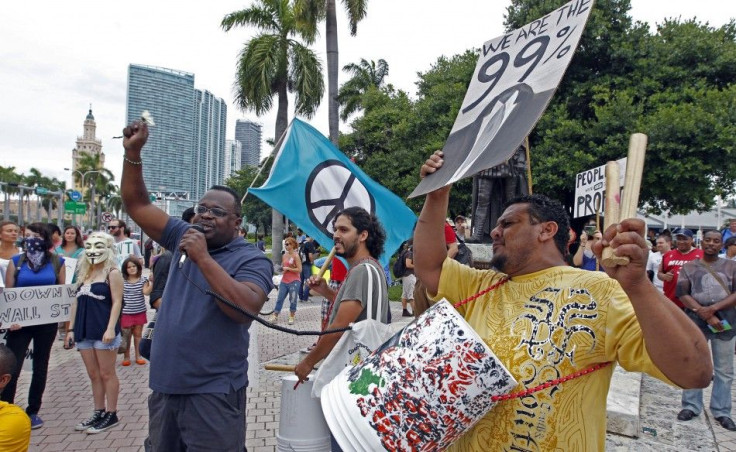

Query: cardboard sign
64,257,78,284
574,158,626,218
411,0,594,197
0,284,75,328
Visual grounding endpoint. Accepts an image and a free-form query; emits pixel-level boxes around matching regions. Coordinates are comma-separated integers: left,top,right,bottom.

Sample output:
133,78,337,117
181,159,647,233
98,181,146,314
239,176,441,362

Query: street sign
69,190,82,202
35,187,48,195
64,201,86,214
101,212,114,223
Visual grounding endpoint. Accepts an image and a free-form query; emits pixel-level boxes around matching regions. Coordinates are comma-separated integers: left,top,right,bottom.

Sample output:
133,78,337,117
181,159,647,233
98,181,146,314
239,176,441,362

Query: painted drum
321,299,517,451
277,374,331,452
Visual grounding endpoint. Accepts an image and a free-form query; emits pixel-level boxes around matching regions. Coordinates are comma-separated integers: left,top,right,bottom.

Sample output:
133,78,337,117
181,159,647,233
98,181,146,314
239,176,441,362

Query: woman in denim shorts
64,232,123,434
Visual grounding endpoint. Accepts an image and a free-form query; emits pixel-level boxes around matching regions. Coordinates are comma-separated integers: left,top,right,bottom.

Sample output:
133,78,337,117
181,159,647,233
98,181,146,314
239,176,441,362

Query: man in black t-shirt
298,237,320,302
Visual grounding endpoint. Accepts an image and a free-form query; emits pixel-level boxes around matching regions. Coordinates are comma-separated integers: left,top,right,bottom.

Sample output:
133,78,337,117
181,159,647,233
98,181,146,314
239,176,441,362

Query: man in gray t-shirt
676,230,736,431
296,207,389,385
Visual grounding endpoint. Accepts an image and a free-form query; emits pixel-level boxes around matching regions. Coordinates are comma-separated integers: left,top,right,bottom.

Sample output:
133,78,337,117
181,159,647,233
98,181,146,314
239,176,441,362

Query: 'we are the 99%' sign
411,0,594,197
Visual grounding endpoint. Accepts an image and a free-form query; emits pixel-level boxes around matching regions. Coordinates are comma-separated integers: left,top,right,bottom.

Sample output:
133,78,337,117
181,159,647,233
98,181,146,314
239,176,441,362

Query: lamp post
65,168,101,230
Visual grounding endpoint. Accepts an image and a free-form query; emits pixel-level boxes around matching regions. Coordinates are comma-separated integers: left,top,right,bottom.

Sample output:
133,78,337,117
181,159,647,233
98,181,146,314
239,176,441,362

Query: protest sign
574,158,626,218
0,284,75,328
411,0,594,197
64,257,78,284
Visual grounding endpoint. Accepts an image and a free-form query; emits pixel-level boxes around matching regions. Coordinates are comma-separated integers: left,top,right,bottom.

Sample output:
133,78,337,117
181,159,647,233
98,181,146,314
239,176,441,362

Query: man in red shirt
659,229,703,308
444,222,458,259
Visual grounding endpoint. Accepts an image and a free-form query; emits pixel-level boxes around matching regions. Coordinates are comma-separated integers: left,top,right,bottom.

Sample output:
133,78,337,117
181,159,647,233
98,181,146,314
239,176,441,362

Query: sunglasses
108,226,119,230
194,205,230,218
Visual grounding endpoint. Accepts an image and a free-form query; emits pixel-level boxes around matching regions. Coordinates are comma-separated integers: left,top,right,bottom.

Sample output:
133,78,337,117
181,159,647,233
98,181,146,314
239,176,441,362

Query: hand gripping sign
411,0,594,197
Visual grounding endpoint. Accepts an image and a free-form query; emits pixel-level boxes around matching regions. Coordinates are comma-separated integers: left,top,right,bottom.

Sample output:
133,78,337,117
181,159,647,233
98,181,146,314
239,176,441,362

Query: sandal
135,359,146,365
121,360,131,366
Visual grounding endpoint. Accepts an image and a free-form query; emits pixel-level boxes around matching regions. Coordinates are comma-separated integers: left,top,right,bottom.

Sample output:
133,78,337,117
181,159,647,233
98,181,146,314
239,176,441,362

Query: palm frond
222,2,280,33
343,0,368,35
289,41,325,118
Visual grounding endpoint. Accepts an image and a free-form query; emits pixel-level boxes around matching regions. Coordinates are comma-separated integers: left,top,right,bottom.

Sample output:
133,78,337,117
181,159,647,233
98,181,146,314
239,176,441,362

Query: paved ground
12,288,736,451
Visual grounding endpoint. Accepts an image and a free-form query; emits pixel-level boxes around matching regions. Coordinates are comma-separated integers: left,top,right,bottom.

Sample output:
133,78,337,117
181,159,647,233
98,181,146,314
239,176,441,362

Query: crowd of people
3,119,736,451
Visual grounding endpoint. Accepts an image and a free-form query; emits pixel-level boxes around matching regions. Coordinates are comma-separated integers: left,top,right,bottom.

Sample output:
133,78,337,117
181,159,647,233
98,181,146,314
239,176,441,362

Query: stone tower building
71,107,104,191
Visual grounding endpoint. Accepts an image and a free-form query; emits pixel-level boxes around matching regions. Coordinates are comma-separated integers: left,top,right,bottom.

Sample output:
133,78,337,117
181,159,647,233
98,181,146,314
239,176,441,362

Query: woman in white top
0,221,20,285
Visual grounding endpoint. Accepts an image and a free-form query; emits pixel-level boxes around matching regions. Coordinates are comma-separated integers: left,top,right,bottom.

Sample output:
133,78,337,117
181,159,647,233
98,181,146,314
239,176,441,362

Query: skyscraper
224,140,242,181
235,119,262,167
194,89,227,200
126,64,195,198
126,64,227,203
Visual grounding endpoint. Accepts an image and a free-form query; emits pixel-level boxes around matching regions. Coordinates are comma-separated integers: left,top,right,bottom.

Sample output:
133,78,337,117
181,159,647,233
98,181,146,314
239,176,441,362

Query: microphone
179,224,205,268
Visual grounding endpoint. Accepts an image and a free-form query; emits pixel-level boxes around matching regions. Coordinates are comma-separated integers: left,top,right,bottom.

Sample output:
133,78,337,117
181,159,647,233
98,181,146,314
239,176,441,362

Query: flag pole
240,122,292,205
524,136,533,194
317,247,337,279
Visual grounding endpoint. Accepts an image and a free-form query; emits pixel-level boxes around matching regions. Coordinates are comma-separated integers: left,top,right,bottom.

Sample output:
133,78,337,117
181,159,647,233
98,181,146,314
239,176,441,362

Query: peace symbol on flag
305,160,376,238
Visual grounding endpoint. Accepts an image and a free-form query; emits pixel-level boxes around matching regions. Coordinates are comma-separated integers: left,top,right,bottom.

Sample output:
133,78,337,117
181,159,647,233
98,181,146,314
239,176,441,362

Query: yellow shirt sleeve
603,280,678,387
432,258,506,316
0,402,31,452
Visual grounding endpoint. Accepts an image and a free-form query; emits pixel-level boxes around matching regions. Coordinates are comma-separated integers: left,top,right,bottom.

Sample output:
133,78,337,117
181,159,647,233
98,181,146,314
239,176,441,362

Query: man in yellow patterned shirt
0,344,30,452
413,151,713,451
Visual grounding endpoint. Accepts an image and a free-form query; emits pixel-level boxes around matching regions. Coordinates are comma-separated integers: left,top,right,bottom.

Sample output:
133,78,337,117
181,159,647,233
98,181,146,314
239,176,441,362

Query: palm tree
336,58,388,121
295,0,368,144
23,168,44,222
75,153,114,229
222,0,325,261
0,166,22,221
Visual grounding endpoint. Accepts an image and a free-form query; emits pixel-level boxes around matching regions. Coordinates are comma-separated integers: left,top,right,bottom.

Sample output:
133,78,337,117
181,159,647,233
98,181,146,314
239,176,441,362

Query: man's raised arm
121,121,169,243
414,151,452,296
594,219,713,388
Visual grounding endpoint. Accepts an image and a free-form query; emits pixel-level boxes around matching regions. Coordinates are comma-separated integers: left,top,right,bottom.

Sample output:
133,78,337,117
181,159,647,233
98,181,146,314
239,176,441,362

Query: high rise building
126,64,195,199
194,90,227,200
71,107,104,191
235,119,262,167
224,140,242,181
126,64,227,204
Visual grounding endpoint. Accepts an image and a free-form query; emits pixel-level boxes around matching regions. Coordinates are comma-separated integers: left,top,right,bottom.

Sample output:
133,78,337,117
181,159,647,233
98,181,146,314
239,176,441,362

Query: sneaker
86,411,119,434
288,314,295,325
402,309,412,317
268,313,278,323
75,409,105,431
29,414,44,429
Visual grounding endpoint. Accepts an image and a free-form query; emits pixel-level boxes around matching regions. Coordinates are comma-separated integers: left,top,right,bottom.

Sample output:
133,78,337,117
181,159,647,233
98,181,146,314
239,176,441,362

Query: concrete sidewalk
14,291,736,451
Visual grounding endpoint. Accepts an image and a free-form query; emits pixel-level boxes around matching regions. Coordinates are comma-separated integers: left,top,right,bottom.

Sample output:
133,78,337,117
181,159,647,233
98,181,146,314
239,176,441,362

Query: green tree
504,1,736,214
337,58,389,121
295,0,369,144
75,152,115,228
225,164,274,235
223,0,325,261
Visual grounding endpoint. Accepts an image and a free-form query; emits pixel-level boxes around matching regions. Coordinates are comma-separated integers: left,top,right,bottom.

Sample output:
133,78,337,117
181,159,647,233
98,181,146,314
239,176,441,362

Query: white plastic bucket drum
277,374,331,452
321,299,517,451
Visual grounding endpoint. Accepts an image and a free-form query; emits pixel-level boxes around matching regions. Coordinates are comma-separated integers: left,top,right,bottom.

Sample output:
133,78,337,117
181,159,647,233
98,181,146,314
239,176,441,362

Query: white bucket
321,299,517,451
277,374,331,452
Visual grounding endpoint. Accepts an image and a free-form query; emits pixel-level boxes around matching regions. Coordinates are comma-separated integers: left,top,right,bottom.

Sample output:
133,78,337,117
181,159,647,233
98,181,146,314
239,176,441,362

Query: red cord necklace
451,276,612,401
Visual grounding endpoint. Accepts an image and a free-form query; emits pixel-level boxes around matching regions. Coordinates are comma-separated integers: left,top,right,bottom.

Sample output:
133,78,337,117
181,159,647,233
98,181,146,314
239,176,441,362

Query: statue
469,146,529,243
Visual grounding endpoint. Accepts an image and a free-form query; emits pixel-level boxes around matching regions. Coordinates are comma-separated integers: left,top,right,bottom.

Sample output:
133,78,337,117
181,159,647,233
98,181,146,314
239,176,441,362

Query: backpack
392,249,408,278
453,233,474,267
15,253,64,285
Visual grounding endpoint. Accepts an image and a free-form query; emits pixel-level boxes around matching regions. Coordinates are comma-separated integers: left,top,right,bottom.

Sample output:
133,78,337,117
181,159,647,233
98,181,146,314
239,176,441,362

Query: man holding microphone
121,119,273,451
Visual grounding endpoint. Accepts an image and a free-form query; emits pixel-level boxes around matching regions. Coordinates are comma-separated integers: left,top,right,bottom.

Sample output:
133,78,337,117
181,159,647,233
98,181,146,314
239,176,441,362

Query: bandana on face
24,237,47,272
84,236,111,265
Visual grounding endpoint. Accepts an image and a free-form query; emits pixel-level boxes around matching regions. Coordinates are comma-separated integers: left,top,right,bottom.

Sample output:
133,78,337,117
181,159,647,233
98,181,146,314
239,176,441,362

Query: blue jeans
299,263,312,301
274,280,300,314
682,335,736,418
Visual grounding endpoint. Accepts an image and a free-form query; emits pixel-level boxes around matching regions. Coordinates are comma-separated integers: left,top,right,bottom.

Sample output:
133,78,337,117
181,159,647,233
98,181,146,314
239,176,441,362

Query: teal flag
250,119,416,265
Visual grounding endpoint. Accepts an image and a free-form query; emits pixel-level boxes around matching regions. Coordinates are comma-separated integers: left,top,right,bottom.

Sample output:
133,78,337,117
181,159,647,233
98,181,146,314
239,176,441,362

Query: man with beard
108,219,142,269
294,207,389,384
675,230,736,430
412,151,712,451
120,120,273,451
